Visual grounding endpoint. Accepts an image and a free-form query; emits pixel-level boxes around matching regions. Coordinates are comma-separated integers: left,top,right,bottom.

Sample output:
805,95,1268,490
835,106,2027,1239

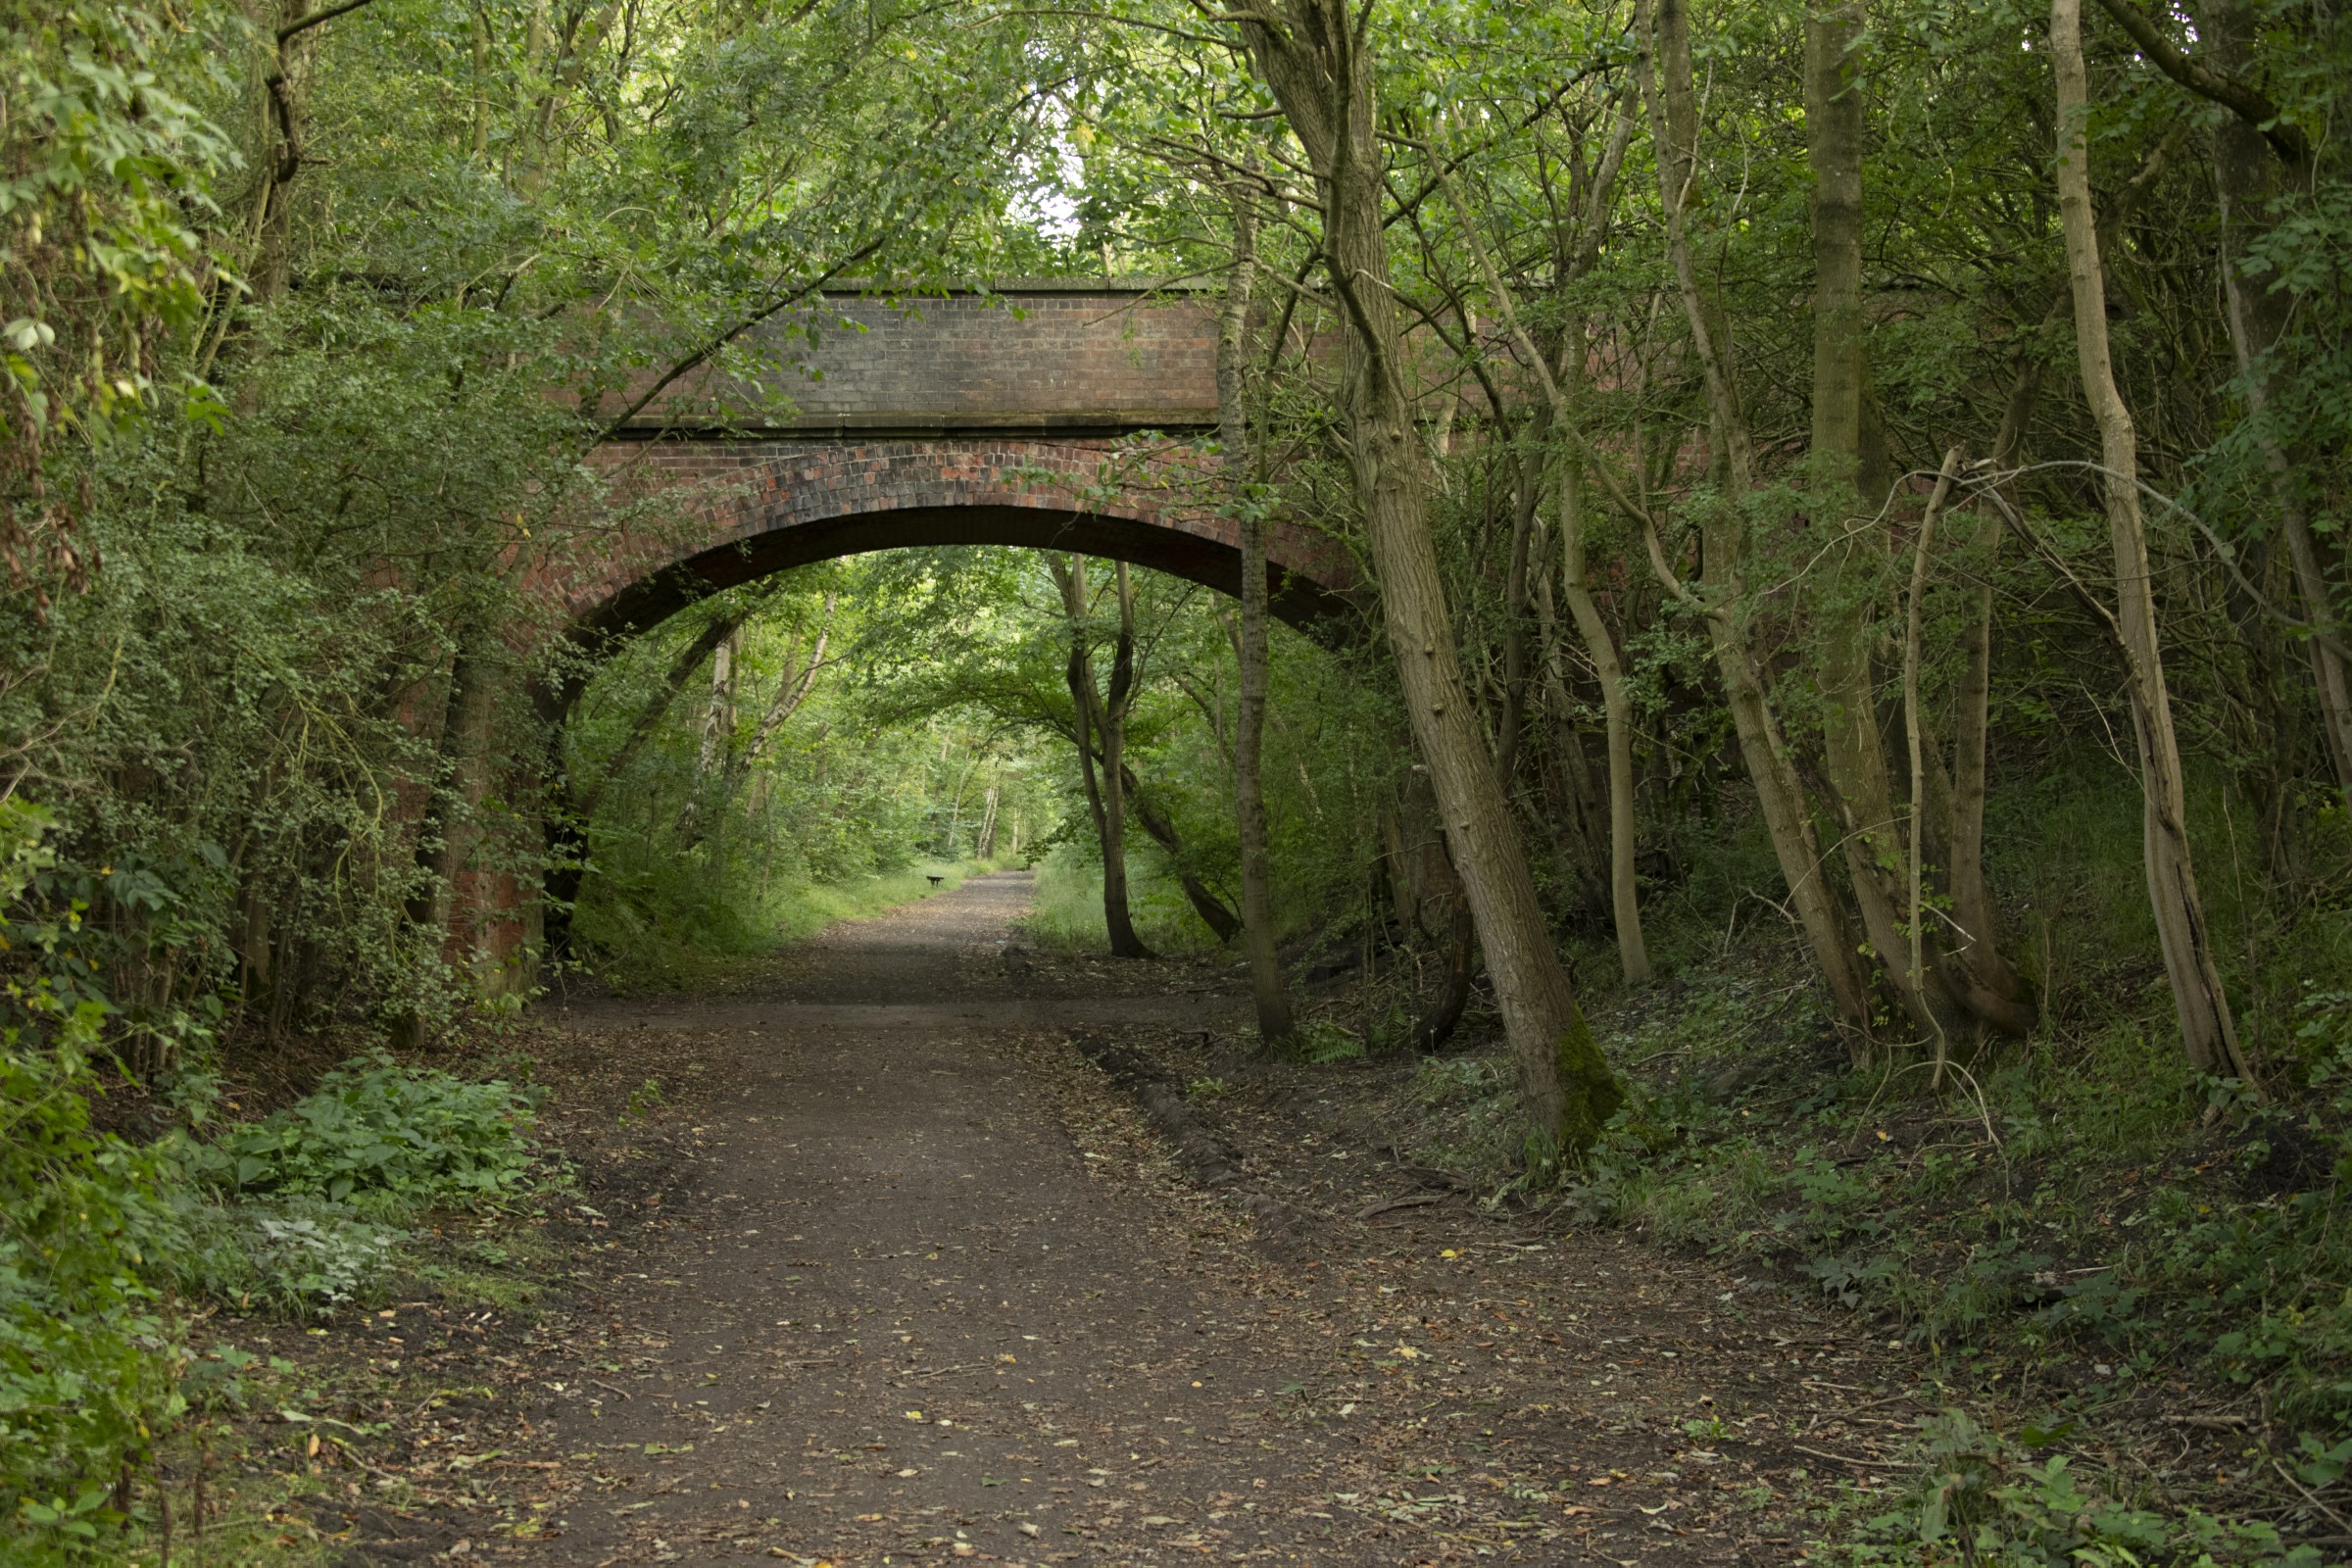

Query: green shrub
164,1197,404,1315
0,801,185,1549
182,1054,540,1205
1293,1018,1365,1064
0,1042,186,1548
1824,1411,2322,1566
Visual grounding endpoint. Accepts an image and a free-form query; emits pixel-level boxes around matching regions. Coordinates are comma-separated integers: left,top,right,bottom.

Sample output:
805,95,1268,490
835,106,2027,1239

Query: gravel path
485,871,1918,1567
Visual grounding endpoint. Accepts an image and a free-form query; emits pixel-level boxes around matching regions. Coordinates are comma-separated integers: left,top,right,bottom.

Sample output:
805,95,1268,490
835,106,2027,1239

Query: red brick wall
549,437,1356,636
627,283,1222,436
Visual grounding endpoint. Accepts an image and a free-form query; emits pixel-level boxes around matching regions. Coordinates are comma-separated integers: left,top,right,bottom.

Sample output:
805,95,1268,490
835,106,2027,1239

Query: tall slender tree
1218,187,1298,1043
2049,0,2257,1085
1231,0,1622,1152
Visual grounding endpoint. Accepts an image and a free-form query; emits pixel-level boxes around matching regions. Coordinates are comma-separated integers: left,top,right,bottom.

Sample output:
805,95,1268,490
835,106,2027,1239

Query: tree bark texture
2051,0,2255,1083
1559,454,1653,986
1218,193,1297,1041
1238,0,1621,1152
1055,556,1152,959
1640,0,1876,1050
1801,1,1992,1050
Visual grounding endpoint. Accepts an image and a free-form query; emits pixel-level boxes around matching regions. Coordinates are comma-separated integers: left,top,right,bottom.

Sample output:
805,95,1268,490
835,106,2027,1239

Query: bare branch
278,0,378,44
2090,0,2309,166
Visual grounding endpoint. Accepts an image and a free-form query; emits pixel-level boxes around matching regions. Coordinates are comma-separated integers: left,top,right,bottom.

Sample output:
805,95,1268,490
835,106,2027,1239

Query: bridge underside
555,284,1358,645
565,435,1359,645
593,498,1353,638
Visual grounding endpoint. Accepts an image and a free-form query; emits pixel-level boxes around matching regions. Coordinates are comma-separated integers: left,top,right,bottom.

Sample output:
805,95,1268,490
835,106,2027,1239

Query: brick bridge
476,283,1359,988
548,280,1357,641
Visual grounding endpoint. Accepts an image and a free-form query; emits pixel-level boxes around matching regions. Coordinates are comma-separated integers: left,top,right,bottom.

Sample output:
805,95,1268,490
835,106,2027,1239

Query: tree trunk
1054,557,1152,958
1531,559,1612,910
2051,0,2256,1085
574,595,767,822
696,626,739,778
1219,189,1297,1040
1802,0,1986,1050
254,0,321,307
976,784,1001,860
1560,454,1652,985
1409,891,1478,1054
1102,562,1151,957
431,629,503,988
2196,0,2352,809
1936,342,2050,1024
1238,0,1621,1152
1437,161,1650,985
1639,0,1876,1053
1494,452,1539,788
742,595,833,769
1392,761,1475,1052
674,617,743,851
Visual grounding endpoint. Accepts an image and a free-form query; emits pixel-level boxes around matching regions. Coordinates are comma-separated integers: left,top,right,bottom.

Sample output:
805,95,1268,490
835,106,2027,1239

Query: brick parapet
627,286,1221,436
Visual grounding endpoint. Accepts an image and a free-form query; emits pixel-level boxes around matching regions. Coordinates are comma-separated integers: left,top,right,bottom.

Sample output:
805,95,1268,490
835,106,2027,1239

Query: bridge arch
559,437,1357,643
483,285,1367,984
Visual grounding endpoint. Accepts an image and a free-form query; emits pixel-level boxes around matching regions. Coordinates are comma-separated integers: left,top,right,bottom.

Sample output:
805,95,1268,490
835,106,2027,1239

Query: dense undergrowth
1290,762,2352,1564
1,1043,550,1561
0,795,555,1559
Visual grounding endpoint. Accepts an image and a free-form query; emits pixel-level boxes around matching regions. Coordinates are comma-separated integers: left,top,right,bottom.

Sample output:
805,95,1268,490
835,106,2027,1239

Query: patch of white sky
1006,91,1086,246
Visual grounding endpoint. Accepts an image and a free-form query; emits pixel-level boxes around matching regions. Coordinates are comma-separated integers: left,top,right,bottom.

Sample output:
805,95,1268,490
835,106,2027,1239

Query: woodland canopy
3,0,2352,1558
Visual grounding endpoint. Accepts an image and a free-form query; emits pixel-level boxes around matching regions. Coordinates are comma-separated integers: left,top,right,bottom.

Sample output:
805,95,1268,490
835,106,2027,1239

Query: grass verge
580,856,1001,991
1291,956,2352,1563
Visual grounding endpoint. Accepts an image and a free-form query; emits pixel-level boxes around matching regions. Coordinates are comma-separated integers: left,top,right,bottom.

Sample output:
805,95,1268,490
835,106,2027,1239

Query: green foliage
164,1197,403,1315
0,1044,184,1547
623,1077,666,1122
1292,1018,1366,1065
568,559,1060,979
1023,842,1209,954
1825,1412,2322,1567
0,802,182,1549
5,0,2352,1552
0,0,229,570
1557,968,2352,1428
181,1055,538,1206
584,856,995,991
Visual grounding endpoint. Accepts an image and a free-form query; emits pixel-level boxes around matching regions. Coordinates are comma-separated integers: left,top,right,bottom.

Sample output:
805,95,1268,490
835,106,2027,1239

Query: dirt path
486,873,1921,1566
